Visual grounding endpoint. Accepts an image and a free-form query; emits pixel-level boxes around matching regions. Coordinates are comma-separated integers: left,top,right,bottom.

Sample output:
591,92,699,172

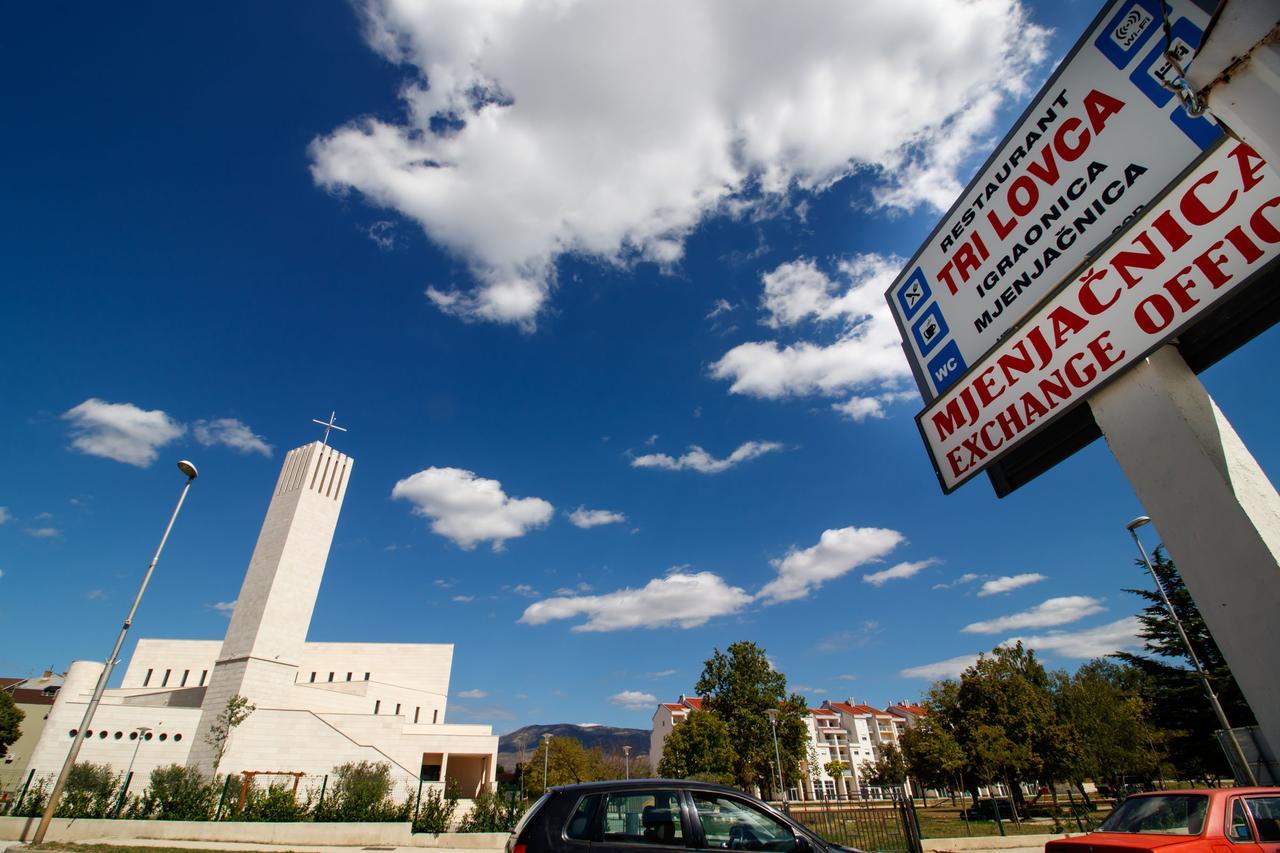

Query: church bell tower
187,418,352,775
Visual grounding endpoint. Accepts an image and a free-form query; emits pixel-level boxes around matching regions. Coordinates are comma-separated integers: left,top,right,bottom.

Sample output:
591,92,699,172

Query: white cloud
367,220,397,250
834,674,858,682
192,418,272,457
520,571,752,632
610,690,659,710
758,526,905,604
863,558,941,587
646,669,677,678
456,689,488,699
26,527,60,538
933,572,980,590
978,573,1047,596
706,299,736,320
311,1,1048,327
63,399,186,467
1009,617,1144,659
632,440,783,474
391,467,554,551
512,584,539,598
568,506,627,528
711,255,917,416
963,596,1105,634
0,507,10,524
206,600,237,617
900,653,981,680
452,594,475,603
86,589,107,601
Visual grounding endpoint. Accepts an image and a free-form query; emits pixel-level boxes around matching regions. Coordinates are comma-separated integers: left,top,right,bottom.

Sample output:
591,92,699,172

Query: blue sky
3,0,1277,735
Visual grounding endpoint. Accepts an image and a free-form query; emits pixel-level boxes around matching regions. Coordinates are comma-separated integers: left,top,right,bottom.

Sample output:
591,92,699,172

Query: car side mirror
794,835,813,853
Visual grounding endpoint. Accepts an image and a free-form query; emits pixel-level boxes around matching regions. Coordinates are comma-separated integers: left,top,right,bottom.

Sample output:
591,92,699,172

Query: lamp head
177,460,199,480
1126,515,1151,532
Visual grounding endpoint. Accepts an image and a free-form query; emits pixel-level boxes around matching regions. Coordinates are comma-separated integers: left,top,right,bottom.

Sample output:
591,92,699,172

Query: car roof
1122,787,1280,796
547,778,748,796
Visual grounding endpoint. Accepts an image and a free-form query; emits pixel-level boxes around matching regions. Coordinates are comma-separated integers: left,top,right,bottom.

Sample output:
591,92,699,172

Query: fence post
991,793,1006,837
903,795,924,853
317,773,328,815
412,773,424,831
215,774,232,821
114,771,133,818
1065,786,1085,833
14,770,34,813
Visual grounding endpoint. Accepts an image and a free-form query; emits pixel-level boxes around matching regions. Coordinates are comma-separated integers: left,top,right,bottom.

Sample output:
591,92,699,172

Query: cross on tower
311,412,347,447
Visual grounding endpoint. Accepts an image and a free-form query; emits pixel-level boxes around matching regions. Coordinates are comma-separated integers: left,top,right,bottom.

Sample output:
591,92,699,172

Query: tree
204,693,256,774
526,736,611,795
0,691,23,757
952,643,1067,811
658,711,736,784
1115,547,1255,783
900,713,965,803
696,641,808,797
860,744,908,788
1051,660,1162,793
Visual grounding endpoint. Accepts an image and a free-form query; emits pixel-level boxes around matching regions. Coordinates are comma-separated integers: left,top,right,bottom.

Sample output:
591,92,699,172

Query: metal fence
786,797,922,853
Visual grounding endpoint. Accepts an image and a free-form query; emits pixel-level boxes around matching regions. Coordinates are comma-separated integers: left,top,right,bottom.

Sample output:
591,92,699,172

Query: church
23,434,498,799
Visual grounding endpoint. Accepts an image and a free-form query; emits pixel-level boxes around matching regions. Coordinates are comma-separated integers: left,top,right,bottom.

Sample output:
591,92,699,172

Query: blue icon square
927,340,967,394
1095,0,1162,70
896,268,931,320
911,303,949,356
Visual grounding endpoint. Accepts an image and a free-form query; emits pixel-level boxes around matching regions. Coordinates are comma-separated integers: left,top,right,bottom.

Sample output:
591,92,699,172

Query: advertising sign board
917,142,1280,492
887,0,1221,399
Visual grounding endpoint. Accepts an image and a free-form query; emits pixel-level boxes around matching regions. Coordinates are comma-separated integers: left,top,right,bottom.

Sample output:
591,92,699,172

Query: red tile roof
682,697,704,710
890,703,927,716
828,701,892,717
662,703,684,711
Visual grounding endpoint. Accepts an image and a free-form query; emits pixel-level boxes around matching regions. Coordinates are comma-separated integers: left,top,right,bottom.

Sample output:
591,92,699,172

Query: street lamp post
1126,516,1258,786
122,726,153,796
765,710,787,806
542,733,552,791
623,745,631,780
33,461,198,844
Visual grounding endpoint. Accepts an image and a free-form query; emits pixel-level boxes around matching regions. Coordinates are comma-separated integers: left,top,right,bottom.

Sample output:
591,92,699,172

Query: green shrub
57,762,121,818
4,776,50,817
412,780,459,833
316,761,407,822
456,789,524,832
235,780,308,822
137,764,219,820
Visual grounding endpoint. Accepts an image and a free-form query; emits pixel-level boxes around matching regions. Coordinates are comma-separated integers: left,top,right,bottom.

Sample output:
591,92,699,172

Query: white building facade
23,439,498,799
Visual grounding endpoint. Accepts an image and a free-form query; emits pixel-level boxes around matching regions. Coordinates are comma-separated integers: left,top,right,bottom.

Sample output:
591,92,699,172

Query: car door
1244,795,1280,853
684,790,805,853
1224,796,1263,853
594,788,692,853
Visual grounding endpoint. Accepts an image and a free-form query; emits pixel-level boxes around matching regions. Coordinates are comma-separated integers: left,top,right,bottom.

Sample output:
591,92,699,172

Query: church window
432,710,439,724
364,672,370,681
347,672,352,681
159,733,168,741
374,700,381,714
161,669,171,687
144,732,153,741
180,669,189,687
328,672,334,682
99,730,108,738
143,668,153,687
70,730,79,737
414,707,420,723
309,672,316,683
395,703,401,716
174,733,182,742
130,731,138,740
114,731,123,739
200,670,207,686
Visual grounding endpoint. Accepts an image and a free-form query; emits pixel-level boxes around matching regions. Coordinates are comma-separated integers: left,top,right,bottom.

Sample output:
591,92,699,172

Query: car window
1229,799,1254,842
601,790,685,847
1246,796,1280,842
691,792,797,852
566,794,602,841
1099,795,1208,835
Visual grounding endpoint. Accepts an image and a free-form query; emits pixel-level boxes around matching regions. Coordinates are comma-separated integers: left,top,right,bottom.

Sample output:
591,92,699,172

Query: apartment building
651,695,923,801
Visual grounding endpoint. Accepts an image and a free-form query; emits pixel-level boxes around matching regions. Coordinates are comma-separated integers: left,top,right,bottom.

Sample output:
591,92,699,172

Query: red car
1046,788,1280,853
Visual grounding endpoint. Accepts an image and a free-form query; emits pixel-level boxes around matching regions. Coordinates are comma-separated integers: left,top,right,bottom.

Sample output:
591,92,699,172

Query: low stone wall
922,832,1077,851
0,816,508,849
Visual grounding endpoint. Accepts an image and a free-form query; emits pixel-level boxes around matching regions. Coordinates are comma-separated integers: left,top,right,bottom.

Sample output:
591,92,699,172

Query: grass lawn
914,805,1110,838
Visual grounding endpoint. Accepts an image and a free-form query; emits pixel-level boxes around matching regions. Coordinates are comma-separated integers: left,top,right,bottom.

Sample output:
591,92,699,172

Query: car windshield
1099,795,1209,835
